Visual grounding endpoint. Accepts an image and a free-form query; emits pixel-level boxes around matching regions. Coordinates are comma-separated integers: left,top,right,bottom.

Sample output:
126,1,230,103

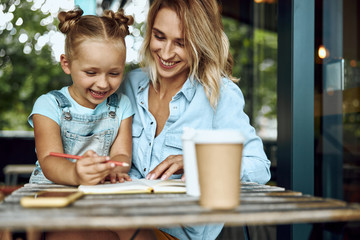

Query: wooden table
1,182,360,234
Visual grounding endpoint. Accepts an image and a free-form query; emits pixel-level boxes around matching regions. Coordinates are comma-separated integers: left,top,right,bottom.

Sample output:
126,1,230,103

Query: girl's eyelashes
84,71,121,76
85,71,96,76
109,72,120,76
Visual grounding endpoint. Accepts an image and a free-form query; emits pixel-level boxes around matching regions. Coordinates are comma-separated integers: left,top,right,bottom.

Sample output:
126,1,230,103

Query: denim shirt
120,68,271,239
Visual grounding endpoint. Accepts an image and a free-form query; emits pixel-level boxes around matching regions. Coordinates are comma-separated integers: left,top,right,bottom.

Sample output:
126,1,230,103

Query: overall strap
107,93,119,108
49,90,72,120
107,93,119,118
49,90,71,108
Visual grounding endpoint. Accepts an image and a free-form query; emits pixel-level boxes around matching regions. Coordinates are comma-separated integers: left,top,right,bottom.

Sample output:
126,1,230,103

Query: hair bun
103,9,134,37
58,8,84,34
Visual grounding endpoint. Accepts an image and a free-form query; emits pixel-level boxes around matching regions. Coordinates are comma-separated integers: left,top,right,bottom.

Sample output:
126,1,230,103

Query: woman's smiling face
149,7,190,83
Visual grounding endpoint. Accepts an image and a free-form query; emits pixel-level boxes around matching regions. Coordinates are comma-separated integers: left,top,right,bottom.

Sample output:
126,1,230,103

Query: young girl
28,8,134,186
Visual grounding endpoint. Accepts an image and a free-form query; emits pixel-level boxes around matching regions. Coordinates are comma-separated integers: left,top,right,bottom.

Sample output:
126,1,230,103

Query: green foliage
223,17,277,127
0,1,70,130
0,2,277,132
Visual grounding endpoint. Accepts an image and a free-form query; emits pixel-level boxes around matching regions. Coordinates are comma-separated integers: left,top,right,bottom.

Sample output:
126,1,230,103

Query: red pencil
49,152,129,167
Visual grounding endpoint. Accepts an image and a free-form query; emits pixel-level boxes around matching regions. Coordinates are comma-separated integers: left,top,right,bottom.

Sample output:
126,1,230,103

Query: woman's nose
161,41,175,59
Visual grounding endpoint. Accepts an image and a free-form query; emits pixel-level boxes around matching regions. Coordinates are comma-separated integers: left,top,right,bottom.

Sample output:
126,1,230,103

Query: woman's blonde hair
140,0,238,108
58,8,134,62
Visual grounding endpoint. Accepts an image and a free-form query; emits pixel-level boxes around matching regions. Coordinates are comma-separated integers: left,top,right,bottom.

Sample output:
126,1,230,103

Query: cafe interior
0,0,359,239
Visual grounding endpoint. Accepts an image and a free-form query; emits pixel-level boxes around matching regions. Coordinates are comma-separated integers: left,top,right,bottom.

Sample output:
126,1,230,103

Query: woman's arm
213,80,271,184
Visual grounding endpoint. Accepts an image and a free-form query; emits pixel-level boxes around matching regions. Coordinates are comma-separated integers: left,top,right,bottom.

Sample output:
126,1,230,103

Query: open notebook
78,179,186,194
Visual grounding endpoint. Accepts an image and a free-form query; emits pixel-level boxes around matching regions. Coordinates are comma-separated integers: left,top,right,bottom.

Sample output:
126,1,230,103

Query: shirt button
150,122,154,125
144,168,146,172
149,142,151,146
34,170,39,176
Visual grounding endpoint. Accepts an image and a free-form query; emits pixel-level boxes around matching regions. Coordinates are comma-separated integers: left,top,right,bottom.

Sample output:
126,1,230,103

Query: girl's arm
108,116,133,183
33,114,115,185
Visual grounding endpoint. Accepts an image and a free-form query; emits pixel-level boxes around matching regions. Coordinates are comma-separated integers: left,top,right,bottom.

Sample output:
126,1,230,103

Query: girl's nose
96,75,109,89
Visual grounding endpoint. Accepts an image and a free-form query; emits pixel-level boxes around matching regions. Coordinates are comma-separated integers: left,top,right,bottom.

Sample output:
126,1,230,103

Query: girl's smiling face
60,40,125,109
150,7,190,83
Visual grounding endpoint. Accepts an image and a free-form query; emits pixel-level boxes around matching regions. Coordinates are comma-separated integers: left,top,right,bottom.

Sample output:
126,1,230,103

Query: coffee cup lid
181,127,197,140
183,129,244,144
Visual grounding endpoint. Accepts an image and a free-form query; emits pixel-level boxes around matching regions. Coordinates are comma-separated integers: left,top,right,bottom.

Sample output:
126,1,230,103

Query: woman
120,0,271,239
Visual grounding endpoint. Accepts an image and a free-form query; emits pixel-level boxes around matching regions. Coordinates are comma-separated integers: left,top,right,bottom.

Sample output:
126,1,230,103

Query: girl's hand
107,171,132,183
75,150,116,185
145,155,185,181
101,167,132,183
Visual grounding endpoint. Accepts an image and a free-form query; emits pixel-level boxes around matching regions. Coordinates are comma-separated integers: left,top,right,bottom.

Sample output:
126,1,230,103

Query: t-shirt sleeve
117,93,134,123
28,93,61,128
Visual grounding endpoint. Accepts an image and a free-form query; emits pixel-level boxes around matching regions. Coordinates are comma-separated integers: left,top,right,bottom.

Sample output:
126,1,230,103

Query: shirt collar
137,75,197,102
137,77,150,94
177,77,197,102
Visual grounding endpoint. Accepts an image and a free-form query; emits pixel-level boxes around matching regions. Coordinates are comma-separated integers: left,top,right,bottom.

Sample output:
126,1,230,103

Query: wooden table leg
0,230,12,240
27,229,42,240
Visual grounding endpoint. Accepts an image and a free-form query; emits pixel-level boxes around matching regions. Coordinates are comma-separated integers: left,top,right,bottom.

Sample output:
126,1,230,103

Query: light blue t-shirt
28,86,133,128
120,68,271,240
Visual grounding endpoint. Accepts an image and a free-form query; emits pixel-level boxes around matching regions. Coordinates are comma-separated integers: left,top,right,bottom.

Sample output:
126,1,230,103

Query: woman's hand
75,150,116,185
145,155,185,181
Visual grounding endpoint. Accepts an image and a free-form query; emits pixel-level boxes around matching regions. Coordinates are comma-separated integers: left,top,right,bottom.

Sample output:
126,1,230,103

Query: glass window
315,0,360,204
315,0,360,238
223,1,278,184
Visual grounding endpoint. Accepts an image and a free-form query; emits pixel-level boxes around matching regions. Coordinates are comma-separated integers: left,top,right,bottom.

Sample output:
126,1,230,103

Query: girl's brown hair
140,0,238,108
58,8,134,62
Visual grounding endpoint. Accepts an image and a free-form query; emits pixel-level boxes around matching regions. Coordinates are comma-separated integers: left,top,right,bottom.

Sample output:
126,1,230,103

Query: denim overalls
29,90,120,184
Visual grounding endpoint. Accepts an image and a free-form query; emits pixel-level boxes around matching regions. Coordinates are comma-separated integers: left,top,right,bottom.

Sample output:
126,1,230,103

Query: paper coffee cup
182,128,200,196
195,130,244,209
